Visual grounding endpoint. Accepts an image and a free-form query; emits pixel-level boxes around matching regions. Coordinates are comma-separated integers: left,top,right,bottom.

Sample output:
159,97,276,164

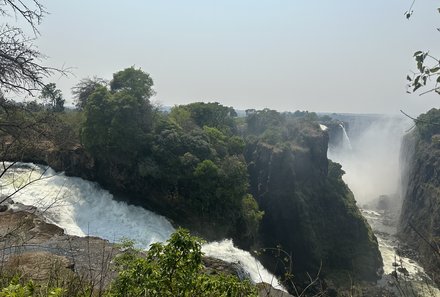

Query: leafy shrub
416,108,440,140
107,229,257,297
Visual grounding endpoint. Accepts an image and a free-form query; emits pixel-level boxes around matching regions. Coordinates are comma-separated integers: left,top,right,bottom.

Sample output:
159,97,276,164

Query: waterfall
328,115,440,295
329,116,409,204
339,123,352,150
0,163,283,290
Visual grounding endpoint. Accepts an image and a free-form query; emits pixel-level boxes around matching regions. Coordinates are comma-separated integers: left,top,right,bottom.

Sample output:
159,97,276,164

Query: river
0,162,284,290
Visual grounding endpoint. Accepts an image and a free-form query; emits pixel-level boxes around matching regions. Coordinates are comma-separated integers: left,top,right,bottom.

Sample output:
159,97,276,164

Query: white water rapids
0,163,283,290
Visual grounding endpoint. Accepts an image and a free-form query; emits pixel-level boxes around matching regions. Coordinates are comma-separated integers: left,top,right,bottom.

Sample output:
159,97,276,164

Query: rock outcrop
0,205,116,292
0,203,289,296
398,122,440,285
245,125,382,287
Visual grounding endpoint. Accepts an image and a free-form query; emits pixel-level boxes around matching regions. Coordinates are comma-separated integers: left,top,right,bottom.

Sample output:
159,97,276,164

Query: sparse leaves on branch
406,3,440,97
407,51,440,95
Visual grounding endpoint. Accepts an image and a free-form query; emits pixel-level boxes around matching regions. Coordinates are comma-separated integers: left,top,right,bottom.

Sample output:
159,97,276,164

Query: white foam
2,163,174,247
0,163,283,288
202,240,284,290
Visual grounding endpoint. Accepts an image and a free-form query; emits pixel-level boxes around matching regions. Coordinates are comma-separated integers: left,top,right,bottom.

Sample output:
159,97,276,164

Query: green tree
39,83,65,112
169,105,196,131
108,229,257,297
415,108,440,139
177,102,237,134
110,66,155,102
245,108,285,136
81,68,154,165
107,91,150,160
81,86,113,158
72,76,107,110
239,194,264,243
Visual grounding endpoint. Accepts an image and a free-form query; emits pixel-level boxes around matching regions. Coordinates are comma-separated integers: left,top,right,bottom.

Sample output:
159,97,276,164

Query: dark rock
0,209,116,289
398,128,440,286
202,257,251,281
244,127,382,288
256,283,293,297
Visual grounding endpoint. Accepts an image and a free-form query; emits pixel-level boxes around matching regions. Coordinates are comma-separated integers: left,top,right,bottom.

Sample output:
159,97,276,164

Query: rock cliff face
4,121,383,289
7,143,96,180
398,130,440,285
244,127,382,286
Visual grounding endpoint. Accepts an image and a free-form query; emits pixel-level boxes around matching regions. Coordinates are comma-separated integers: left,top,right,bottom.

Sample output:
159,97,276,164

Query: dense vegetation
59,67,262,245
415,108,440,140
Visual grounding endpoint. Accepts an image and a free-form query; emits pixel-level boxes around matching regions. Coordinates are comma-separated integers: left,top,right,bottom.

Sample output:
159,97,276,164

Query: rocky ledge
0,200,290,296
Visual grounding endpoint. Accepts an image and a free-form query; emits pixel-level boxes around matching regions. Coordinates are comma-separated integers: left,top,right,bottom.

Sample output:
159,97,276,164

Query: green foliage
244,108,323,149
0,278,65,297
240,194,264,241
194,159,219,179
245,108,284,136
24,100,45,112
57,110,84,142
81,68,154,165
39,83,64,112
79,70,261,243
72,77,107,110
107,92,150,158
81,86,113,158
173,102,237,134
168,106,195,132
416,108,440,140
227,136,245,155
406,7,440,95
190,156,251,226
110,67,155,102
108,229,257,297
260,128,283,145
0,280,35,297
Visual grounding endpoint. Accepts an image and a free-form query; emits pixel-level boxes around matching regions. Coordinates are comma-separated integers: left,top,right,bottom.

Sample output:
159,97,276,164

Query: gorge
1,106,440,296
329,112,440,296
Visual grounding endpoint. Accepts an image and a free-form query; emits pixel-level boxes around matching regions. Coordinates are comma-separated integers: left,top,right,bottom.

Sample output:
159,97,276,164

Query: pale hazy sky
27,0,440,115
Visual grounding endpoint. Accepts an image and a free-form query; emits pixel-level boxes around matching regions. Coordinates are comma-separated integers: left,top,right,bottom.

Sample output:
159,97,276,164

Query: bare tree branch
0,0,46,34
0,1,68,96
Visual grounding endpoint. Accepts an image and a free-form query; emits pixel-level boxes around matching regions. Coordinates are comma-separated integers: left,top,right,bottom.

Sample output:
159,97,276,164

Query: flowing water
339,123,352,151
0,163,283,289
328,115,440,296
